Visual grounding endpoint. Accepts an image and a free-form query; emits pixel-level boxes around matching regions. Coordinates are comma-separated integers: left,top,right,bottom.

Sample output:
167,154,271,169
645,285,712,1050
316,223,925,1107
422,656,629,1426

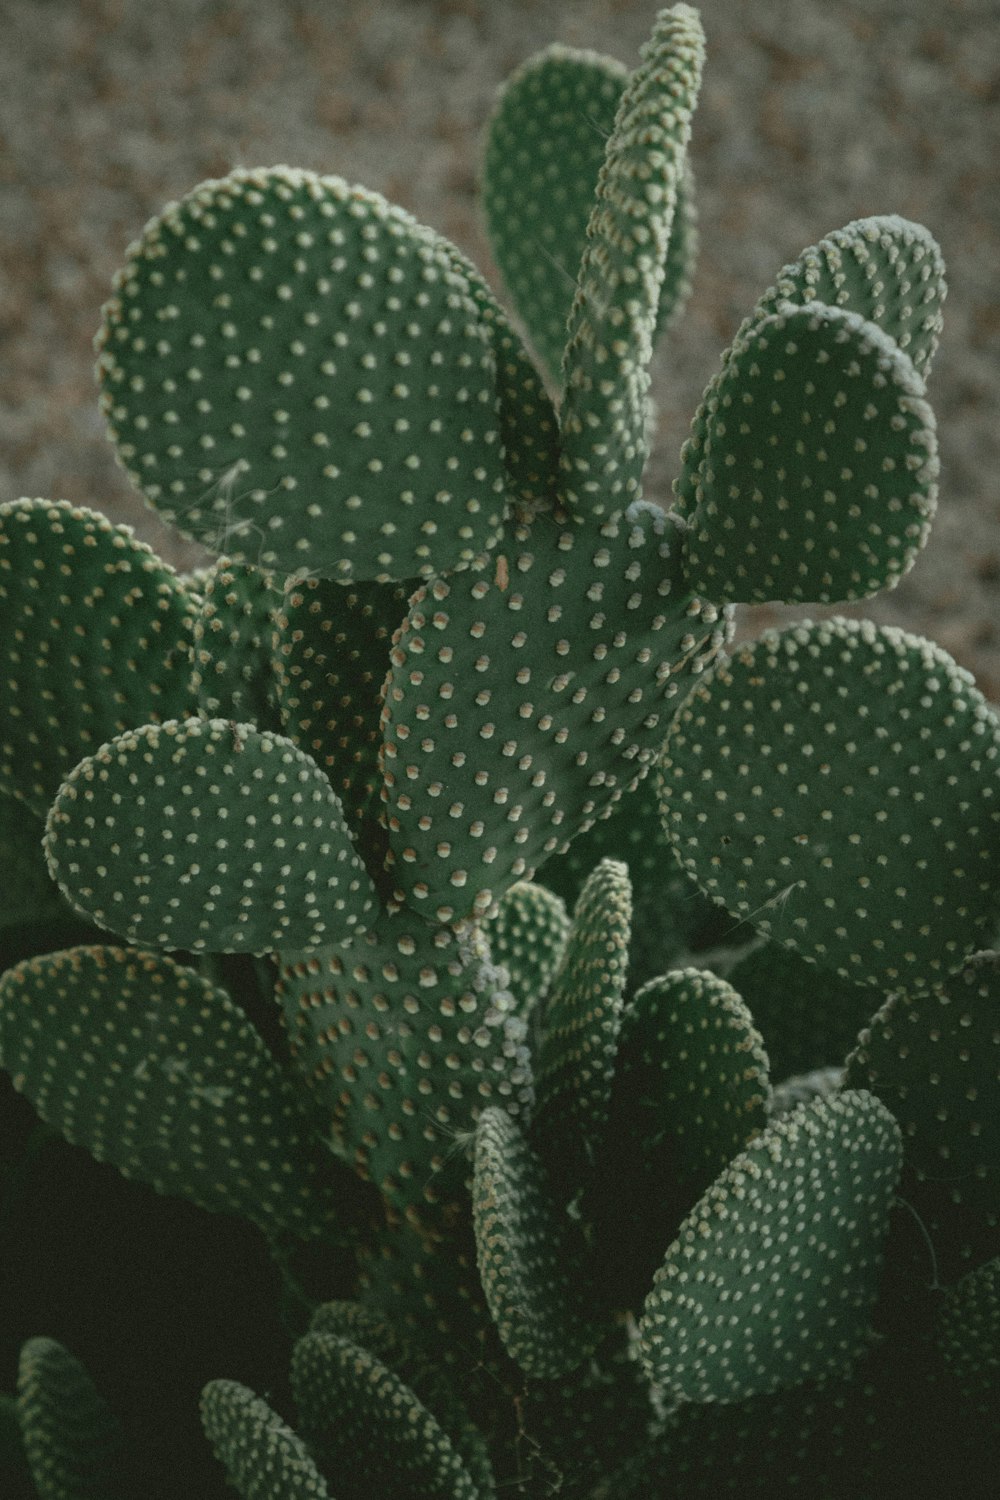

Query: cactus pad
0,945,345,1239
382,500,728,924
660,618,1000,988
97,167,510,582
680,303,938,605
44,717,377,954
200,1381,332,1500
0,499,196,818
189,557,285,731
472,1105,601,1378
560,6,705,522
481,880,570,1019
16,1338,126,1500
483,45,696,386
638,1090,901,1401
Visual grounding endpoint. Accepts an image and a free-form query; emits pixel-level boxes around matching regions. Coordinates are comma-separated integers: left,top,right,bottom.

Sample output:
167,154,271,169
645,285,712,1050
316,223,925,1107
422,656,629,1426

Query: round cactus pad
639,1090,901,1402
681,302,938,605
97,167,510,582
44,717,378,953
660,618,1000,989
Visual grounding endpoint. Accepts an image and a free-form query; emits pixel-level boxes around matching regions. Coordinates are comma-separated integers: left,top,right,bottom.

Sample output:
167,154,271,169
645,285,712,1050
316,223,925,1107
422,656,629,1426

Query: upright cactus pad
16,1338,126,1500
200,1382,332,1500
482,44,695,387
560,6,705,522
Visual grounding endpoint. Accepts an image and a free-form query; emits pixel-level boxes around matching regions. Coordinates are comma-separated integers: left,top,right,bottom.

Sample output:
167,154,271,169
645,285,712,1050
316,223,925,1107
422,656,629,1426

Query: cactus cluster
0,8,996,1497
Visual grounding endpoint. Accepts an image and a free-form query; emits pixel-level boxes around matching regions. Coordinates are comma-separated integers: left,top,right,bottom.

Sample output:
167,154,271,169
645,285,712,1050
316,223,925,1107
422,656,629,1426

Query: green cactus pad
273,571,417,888
44,716,377,954
482,44,696,387
725,942,881,1081
586,967,770,1311
481,880,570,1022
276,917,531,1215
0,499,197,819
638,1089,901,1402
97,166,510,582
674,215,946,522
530,858,632,1191
844,950,1000,1276
559,6,704,523
472,1105,602,1378
382,499,729,925
0,945,346,1240
660,618,1000,989
16,1337,126,1500
307,1303,495,1497
189,557,285,732
200,1381,332,1500
291,1331,481,1500
935,1257,1000,1405
680,302,938,605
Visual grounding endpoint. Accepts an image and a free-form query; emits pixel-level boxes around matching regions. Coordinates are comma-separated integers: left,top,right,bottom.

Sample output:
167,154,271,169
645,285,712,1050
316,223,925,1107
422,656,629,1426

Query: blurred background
2,0,998,689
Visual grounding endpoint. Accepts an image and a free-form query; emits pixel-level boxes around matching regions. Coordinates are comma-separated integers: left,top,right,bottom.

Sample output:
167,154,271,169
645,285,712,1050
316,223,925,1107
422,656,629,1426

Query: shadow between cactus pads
0,5,996,1497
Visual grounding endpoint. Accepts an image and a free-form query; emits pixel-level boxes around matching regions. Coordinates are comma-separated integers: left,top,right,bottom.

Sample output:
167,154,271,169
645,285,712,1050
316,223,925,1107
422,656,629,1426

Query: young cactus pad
0,5,996,1497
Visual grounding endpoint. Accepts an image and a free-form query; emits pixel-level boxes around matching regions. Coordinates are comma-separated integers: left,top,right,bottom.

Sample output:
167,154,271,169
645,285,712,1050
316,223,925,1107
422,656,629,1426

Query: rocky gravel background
2,0,998,691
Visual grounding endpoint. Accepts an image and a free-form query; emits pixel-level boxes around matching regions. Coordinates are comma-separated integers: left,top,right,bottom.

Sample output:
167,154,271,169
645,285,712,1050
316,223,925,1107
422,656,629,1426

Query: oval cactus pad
96,167,508,581
44,717,377,953
660,618,1000,989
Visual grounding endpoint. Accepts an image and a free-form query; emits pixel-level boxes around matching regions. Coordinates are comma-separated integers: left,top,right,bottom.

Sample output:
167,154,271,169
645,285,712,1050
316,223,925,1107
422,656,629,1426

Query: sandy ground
2,0,998,691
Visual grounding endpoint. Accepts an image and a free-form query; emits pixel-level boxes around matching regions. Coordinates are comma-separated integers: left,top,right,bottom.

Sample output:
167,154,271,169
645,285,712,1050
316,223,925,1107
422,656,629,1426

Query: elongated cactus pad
472,1105,602,1378
680,302,938,605
16,1337,126,1500
291,1331,482,1500
481,879,570,1019
0,945,346,1239
660,618,1000,988
638,1090,901,1402
586,966,769,1310
382,500,728,924
935,1257,1000,1406
560,6,705,522
97,167,510,582
530,858,632,1192
482,44,696,386
189,557,285,732
44,717,377,954
0,499,196,818
200,1381,332,1500
276,917,531,1215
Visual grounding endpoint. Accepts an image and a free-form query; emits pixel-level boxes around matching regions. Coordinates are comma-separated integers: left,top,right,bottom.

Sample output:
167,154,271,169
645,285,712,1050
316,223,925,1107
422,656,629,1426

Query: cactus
0,6,996,1496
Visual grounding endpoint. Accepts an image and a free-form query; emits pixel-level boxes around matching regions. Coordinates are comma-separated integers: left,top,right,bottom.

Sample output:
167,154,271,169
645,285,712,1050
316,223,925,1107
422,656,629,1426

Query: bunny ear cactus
0,5,996,1496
